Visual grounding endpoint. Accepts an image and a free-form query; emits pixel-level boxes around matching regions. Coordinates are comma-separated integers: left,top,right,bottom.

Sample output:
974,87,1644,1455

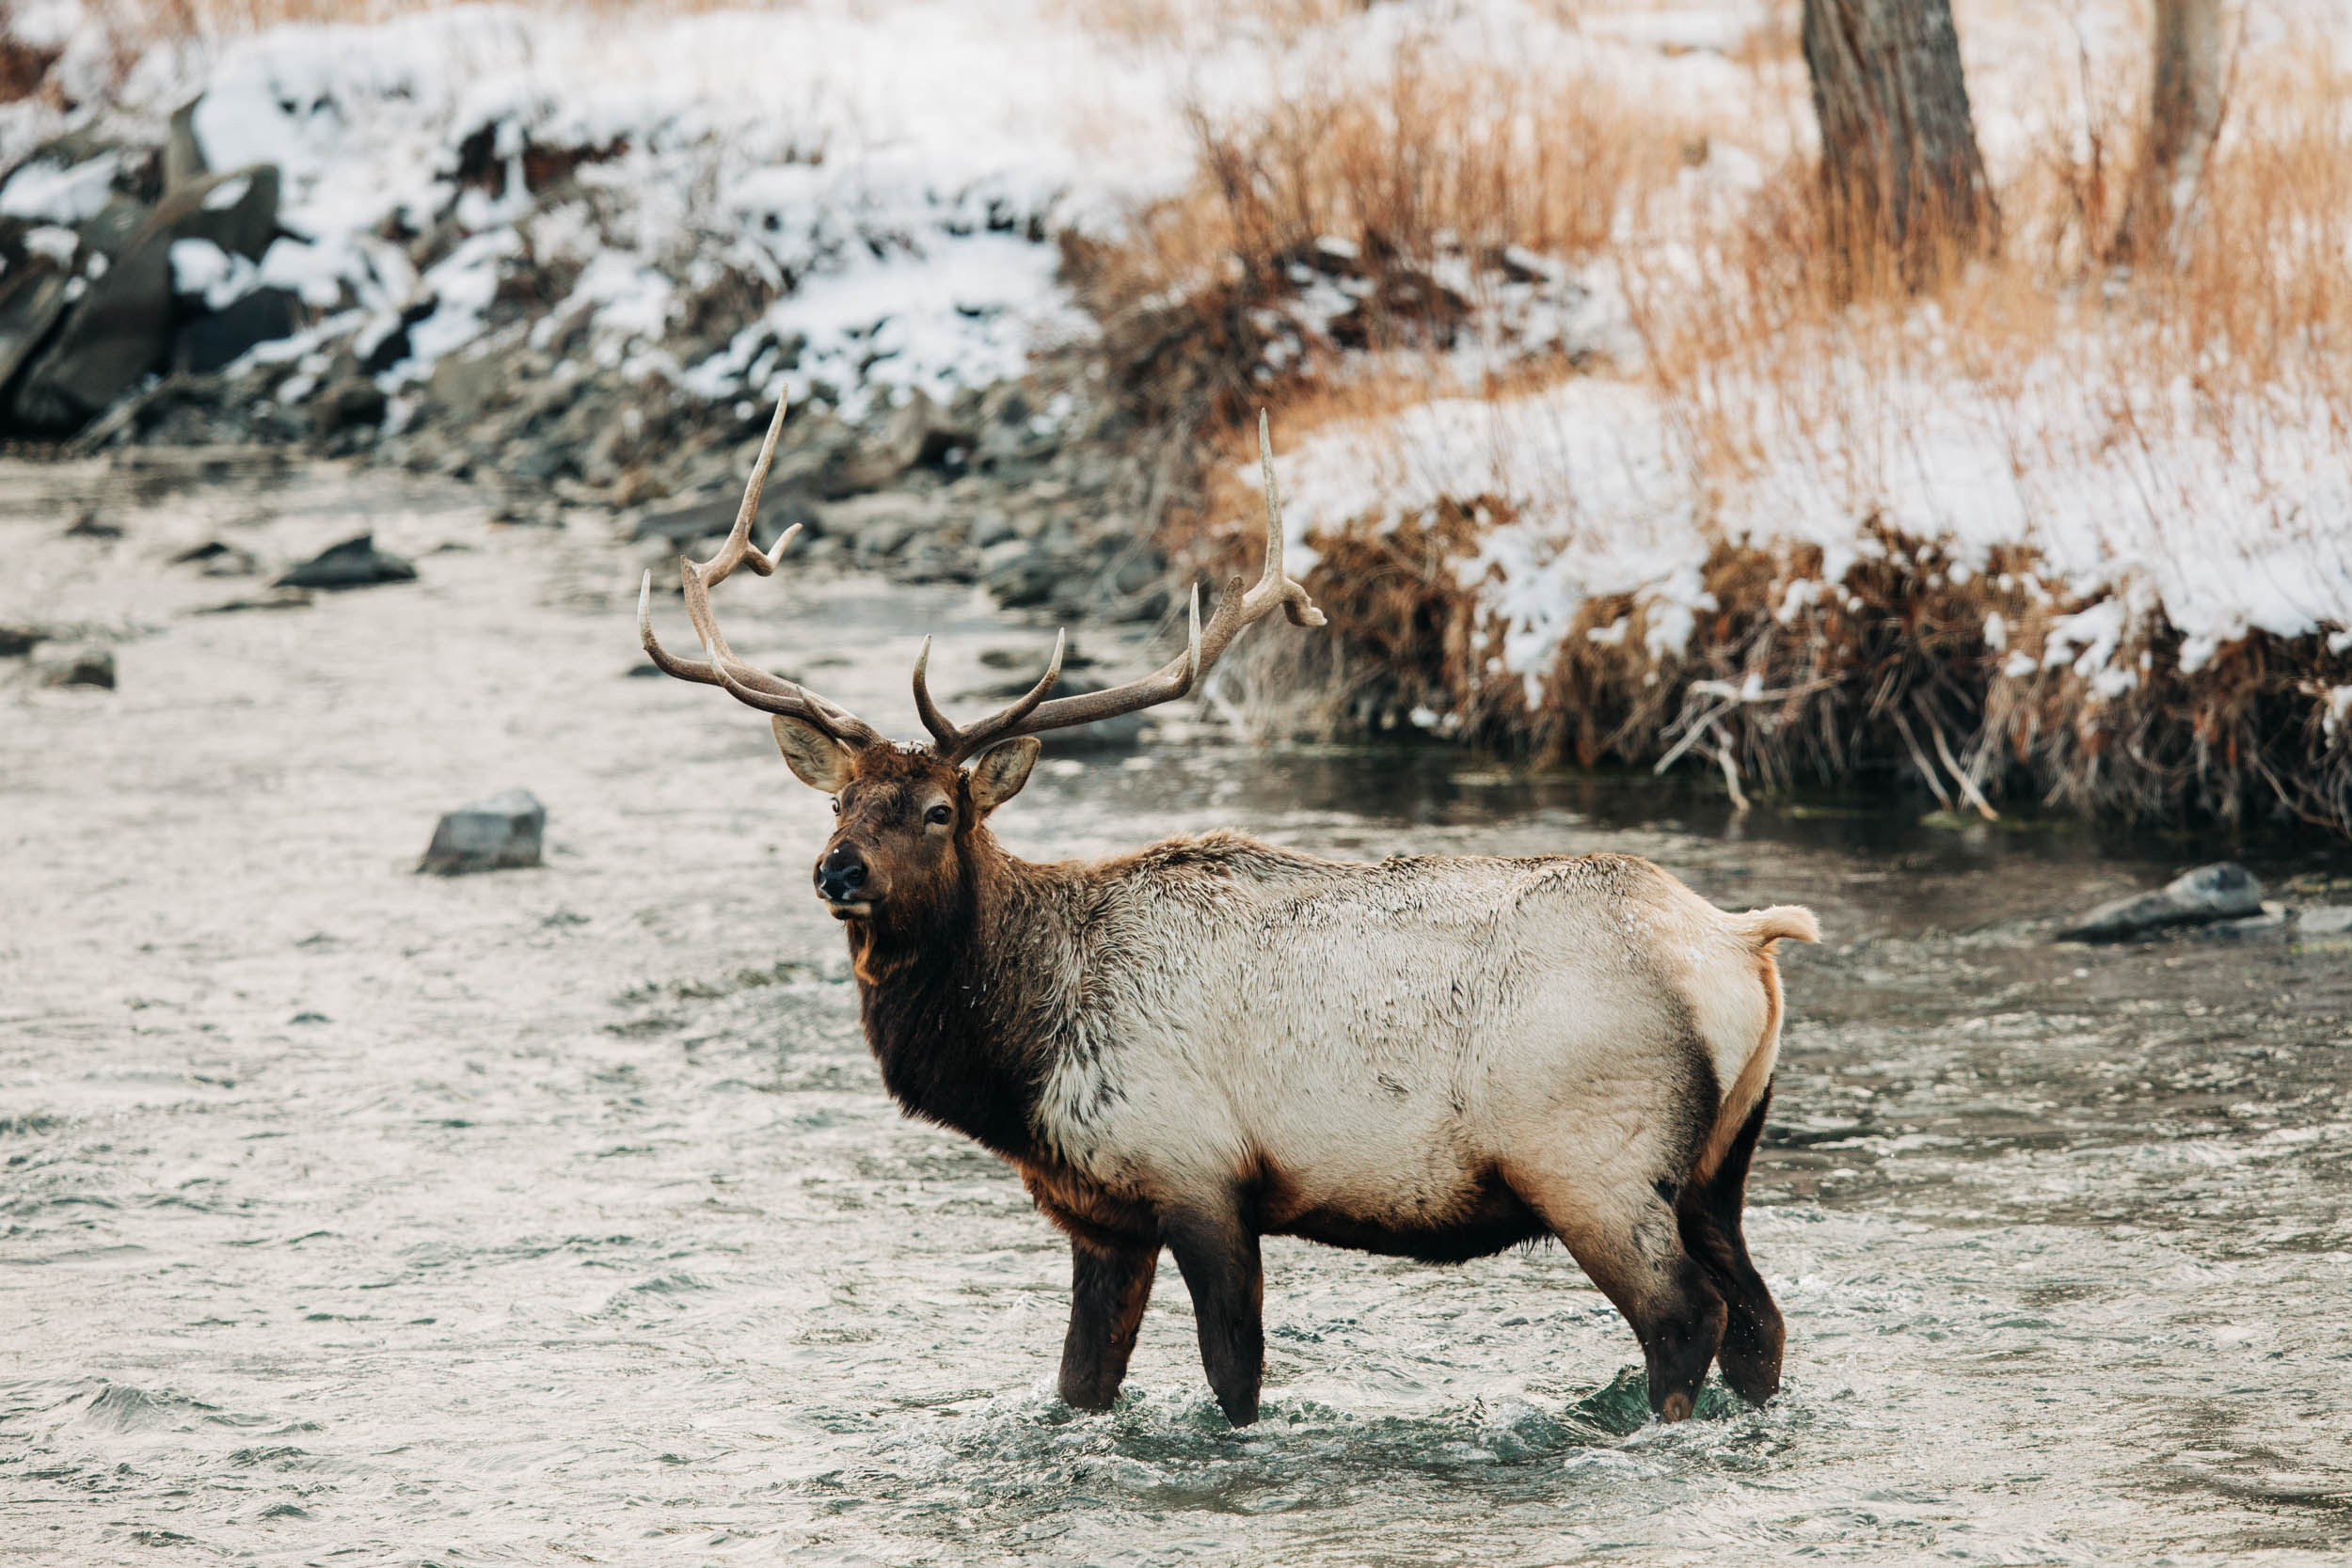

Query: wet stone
33,644,114,689
274,533,416,590
0,624,43,657
2297,905,2352,937
2205,905,2289,940
419,788,546,876
167,539,259,577
2058,861,2265,942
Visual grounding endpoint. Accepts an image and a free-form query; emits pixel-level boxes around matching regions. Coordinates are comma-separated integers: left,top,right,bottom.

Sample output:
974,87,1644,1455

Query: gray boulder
2058,862,2265,942
163,101,207,193
419,788,546,875
175,287,302,374
632,487,813,550
0,265,72,391
979,539,1057,609
310,372,388,436
10,165,280,430
33,644,114,689
2296,905,2352,937
274,534,416,590
820,388,973,497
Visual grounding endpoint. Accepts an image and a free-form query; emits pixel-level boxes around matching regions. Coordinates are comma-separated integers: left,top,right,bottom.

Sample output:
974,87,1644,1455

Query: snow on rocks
159,1,1134,412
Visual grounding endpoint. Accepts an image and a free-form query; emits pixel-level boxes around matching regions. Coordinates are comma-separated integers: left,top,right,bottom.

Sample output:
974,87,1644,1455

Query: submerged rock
419,788,546,875
2058,862,2265,942
274,534,416,590
0,624,44,657
34,645,114,689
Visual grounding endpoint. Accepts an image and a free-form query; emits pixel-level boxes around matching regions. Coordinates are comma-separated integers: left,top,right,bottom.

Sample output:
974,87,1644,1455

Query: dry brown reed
1126,7,2352,833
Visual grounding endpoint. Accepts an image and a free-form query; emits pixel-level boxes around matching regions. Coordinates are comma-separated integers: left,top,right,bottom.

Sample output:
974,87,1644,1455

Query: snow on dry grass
1139,0,2352,832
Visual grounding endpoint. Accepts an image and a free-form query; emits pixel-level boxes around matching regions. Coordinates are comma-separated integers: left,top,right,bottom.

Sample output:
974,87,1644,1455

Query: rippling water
5,466,2350,1564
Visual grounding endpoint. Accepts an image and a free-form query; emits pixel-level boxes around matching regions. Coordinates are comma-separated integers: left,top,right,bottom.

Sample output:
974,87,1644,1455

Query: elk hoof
1659,1390,1693,1423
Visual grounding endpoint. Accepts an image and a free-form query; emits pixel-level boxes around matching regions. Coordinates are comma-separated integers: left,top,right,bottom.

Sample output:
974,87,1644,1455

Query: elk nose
816,846,867,903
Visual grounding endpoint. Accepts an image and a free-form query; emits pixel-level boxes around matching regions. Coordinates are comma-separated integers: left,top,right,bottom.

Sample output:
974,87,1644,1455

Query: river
4,461,2348,1564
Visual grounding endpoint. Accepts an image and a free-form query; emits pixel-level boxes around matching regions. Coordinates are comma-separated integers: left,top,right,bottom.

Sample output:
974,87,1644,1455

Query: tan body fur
1021,836,1797,1250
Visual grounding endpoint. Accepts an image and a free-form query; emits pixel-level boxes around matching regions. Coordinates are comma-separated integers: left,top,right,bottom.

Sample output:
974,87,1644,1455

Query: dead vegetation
1109,3,2352,834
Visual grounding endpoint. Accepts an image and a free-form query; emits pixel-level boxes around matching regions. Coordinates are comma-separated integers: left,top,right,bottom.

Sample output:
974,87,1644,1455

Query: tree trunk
2112,0,2226,264
1800,0,1997,293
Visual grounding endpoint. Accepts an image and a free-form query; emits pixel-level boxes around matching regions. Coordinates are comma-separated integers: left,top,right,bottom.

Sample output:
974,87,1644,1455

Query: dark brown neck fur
841,828,1070,1160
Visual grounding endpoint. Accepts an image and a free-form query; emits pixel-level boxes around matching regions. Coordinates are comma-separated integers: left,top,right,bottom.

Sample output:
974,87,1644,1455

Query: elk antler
913,409,1326,764
639,398,885,749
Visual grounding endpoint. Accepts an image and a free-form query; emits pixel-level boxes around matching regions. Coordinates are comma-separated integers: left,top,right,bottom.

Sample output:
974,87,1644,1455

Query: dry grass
1122,4,2352,833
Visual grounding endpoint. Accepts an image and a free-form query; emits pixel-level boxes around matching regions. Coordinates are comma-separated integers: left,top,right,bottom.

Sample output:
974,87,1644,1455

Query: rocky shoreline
0,89,1177,637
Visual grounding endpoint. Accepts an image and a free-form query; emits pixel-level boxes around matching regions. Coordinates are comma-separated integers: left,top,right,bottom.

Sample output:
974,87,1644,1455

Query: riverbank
0,0,2346,835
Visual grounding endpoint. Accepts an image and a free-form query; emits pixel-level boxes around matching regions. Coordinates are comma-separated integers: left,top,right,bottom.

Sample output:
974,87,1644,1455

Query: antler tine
911,636,956,752
701,395,795,588
1245,406,1327,629
636,399,885,749
955,411,1318,747
914,629,1068,763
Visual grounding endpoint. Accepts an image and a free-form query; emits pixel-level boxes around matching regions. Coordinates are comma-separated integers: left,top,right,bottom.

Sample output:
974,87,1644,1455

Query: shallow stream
4,462,2349,1564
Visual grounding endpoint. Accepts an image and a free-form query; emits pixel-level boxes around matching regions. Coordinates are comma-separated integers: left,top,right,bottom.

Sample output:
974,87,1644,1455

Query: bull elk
640,401,1819,1426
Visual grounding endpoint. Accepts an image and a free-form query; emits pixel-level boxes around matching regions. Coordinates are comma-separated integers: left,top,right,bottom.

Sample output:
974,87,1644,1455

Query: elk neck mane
837,827,1312,1164
838,823,1083,1160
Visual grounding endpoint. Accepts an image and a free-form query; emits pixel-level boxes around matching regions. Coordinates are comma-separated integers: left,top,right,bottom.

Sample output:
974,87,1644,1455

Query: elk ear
771,716,855,793
966,736,1041,816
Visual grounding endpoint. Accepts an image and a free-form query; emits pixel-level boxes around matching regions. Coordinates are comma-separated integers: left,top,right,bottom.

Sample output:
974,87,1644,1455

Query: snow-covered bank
1274,368,2352,702
162,0,1155,411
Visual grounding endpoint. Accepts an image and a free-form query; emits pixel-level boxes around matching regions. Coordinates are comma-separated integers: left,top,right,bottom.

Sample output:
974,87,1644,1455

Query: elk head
639,399,1325,938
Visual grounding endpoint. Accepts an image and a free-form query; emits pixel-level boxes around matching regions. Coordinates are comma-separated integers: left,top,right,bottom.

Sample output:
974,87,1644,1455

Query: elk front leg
1162,1203,1263,1426
1058,1236,1158,1412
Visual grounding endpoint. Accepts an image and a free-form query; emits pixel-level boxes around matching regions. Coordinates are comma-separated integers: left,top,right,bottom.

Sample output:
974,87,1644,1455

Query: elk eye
925,804,953,826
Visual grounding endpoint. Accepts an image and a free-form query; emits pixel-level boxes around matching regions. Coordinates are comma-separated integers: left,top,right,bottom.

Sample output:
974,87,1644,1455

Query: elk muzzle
816,844,872,917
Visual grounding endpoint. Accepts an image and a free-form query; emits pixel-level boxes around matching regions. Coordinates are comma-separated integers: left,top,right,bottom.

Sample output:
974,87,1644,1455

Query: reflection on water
4,509,2350,1564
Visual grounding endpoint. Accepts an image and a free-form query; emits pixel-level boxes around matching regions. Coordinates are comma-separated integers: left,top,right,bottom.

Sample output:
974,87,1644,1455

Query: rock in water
274,534,416,590
34,645,115,689
419,789,546,875
2058,862,2265,942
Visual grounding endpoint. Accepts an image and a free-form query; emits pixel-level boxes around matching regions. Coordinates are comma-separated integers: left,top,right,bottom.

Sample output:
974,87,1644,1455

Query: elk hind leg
1058,1236,1158,1412
1161,1200,1263,1427
1677,1085,1784,1404
1521,1175,1724,1422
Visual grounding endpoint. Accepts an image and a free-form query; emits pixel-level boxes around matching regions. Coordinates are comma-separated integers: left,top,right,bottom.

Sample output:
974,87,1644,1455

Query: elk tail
1691,905,1817,1190
1730,905,1819,950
